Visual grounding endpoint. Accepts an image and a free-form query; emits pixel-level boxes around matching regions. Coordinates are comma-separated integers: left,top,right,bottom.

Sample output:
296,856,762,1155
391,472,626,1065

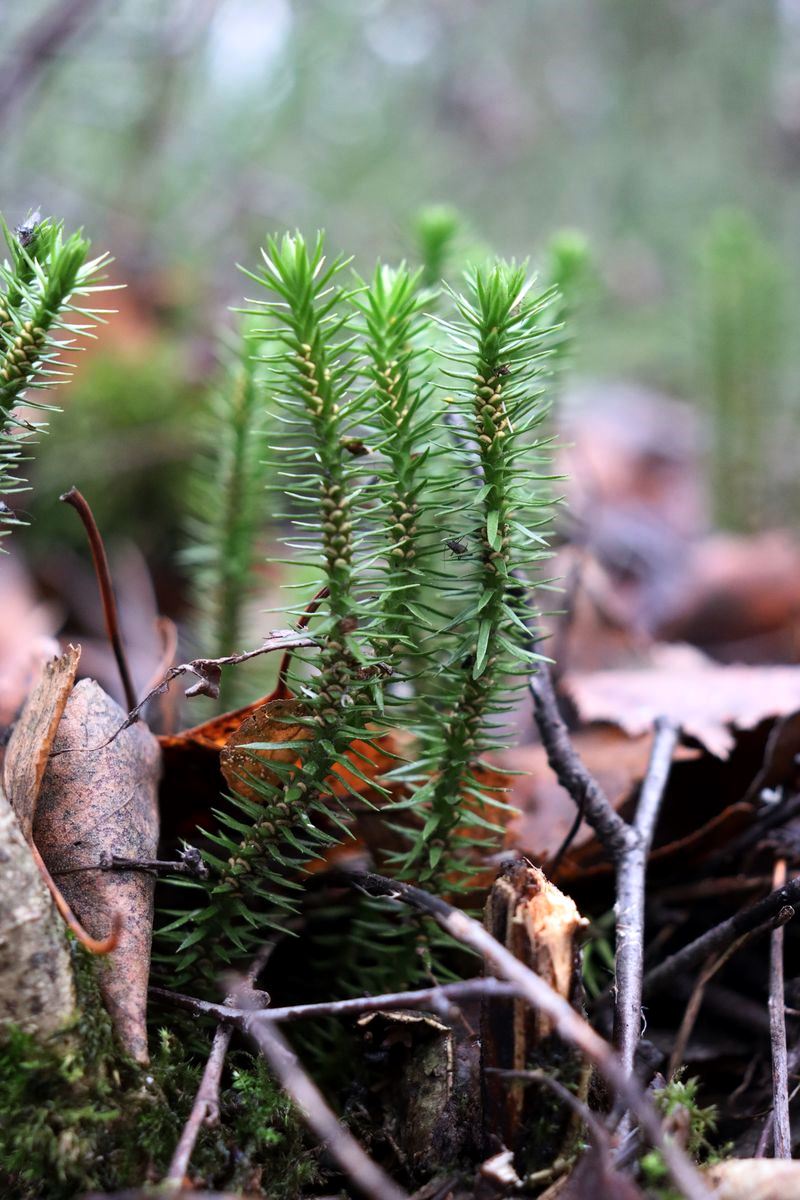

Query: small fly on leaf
15,208,41,248
444,537,469,559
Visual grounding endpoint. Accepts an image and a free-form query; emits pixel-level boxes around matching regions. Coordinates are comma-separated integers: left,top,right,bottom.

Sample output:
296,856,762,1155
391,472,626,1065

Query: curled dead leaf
36,679,161,1063
220,698,313,801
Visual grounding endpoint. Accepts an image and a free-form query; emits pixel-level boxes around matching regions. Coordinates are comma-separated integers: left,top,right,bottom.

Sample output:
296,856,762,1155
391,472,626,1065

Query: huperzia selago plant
0,212,113,543
183,317,270,712
170,232,560,993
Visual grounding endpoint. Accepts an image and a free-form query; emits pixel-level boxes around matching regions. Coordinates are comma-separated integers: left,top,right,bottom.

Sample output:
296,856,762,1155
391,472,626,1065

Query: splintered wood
482,860,589,1171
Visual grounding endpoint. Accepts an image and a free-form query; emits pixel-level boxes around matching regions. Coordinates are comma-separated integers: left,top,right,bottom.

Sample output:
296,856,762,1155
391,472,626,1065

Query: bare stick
528,667,633,860
163,1021,233,1189
150,976,519,1026
770,857,792,1159
643,877,800,998
244,1016,409,1200
614,718,678,1076
669,933,755,1079
122,630,317,719
161,947,275,1191
342,871,710,1200
60,486,137,710
529,666,679,1084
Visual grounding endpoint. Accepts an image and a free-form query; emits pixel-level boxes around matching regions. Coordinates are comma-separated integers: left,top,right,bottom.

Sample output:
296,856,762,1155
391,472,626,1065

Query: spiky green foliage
168,234,385,979
183,319,269,710
351,263,438,684
387,265,556,892
169,233,560,990
0,214,113,542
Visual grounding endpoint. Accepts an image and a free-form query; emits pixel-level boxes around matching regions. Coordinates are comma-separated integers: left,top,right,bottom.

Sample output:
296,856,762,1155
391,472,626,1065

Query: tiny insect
15,209,41,248
444,537,469,559
495,363,511,377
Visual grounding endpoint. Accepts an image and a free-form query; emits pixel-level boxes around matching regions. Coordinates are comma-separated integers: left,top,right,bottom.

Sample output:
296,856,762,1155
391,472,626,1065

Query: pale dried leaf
36,679,161,1063
3,645,81,840
565,643,800,758
704,1158,800,1200
504,727,698,862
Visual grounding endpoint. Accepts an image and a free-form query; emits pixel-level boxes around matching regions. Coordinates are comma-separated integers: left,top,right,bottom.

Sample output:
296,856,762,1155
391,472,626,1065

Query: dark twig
643,878,800,998
528,667,633,860
163,1020,233,1189
162,947,274,1191
757,1042,800,1157
769,857,792,1158
150,976,519,1027
49,630,318,759
123,630,317,719
668,932,756,1079
614,718,678,1078
275,584,329,698
60,487,137,711
342,871,709,1200
243,1014,409,1200
529,666,679,1089
486,1067,609,1149
55,847,209,880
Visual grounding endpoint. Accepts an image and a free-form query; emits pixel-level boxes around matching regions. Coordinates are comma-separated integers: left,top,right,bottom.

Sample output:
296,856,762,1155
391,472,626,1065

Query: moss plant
0,943,315,1200
699,208,786,531
166,233,560,994
0,213,113,544
183,318,270,710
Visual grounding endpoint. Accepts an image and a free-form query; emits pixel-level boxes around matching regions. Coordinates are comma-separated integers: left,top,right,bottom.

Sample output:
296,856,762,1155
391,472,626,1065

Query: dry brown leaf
564,643,800,758
703,1158,800,1199
504,726,699,864
660,531,800,652
3,645,121,955
36,679,161,1063
3,644,81,840
221,698,313,801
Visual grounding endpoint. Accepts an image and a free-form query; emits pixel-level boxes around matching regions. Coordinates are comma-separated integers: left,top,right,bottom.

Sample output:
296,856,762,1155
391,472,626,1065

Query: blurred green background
3,0,799,567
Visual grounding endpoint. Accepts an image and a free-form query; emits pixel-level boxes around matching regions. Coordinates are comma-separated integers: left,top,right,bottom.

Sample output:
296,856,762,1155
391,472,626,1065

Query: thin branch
49,630,318,759
60,487,137,710
643,876,800,999
769,857,792,1159
163,1021,233,1189
150,976,519,1026
614,718,678,1077
123,629,317,720
243,1015,409,1200
275,584,329,698
341,870,710,1200
55,847,209,880
669,932,757,1079
161,946,275,1191
528,666,633,860
485,1067,609,1149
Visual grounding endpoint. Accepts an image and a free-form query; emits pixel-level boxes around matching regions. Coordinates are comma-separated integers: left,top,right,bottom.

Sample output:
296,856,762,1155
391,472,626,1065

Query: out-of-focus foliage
2,0,797,546
698,208,788,532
